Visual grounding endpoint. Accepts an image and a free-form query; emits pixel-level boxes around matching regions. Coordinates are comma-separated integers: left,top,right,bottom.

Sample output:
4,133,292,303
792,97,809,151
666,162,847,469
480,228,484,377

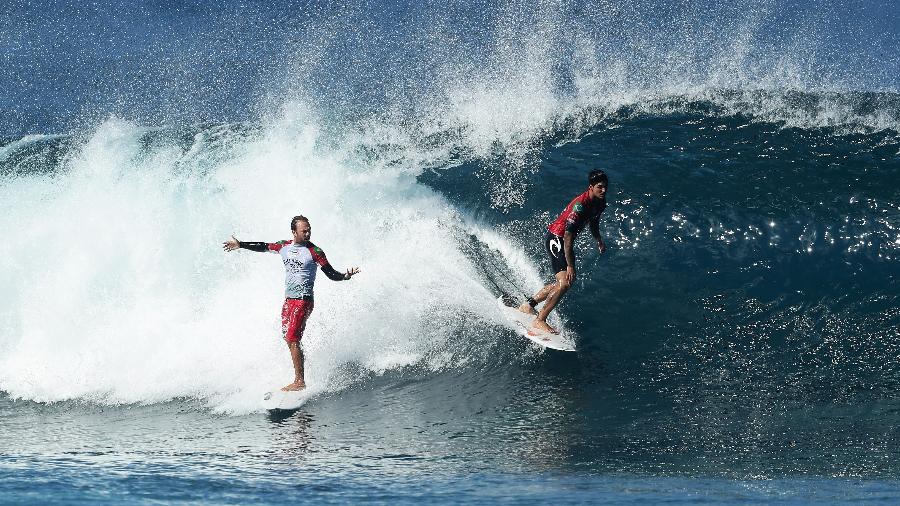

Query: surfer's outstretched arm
222,235,284,253
320,264,360,281
305,241,360,281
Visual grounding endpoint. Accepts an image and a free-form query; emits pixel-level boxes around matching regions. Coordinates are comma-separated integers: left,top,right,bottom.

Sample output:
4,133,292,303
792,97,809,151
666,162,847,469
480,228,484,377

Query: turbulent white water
0,104,555,413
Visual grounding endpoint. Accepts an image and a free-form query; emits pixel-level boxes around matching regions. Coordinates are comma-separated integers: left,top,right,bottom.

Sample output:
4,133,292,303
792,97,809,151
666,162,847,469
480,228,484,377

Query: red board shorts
281,298,314,343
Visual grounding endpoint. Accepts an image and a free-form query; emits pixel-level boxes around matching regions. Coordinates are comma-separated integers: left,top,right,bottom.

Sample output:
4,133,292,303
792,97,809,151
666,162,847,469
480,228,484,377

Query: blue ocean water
2,0,900,503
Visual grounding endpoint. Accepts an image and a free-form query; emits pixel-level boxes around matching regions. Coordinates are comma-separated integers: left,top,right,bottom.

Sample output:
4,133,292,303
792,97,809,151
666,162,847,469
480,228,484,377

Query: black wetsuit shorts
544,231,568,274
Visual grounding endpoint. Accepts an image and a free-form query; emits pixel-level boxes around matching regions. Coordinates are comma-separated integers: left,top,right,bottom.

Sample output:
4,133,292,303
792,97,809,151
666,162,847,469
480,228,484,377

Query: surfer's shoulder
305,241,323,252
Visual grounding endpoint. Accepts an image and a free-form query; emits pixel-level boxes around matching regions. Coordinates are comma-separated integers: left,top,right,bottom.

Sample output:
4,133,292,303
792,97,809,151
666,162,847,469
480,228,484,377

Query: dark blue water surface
2,0,900,503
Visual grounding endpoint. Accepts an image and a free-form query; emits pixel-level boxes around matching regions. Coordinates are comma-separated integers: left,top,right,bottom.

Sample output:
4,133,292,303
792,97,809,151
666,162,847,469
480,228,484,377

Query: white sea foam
0,108,545,414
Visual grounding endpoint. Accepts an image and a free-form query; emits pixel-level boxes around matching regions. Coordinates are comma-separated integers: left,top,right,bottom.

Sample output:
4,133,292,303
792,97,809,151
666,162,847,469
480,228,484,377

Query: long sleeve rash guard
239,240,345,298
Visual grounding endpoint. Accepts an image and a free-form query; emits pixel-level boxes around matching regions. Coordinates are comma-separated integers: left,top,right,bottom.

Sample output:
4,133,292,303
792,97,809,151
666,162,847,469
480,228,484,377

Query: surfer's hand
344,267,360,279
597,238,606,254
223,235,240,252
565,266,576,283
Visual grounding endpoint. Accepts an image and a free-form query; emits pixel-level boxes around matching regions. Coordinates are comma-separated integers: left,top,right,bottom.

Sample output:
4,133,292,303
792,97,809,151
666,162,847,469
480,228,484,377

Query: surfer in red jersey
518,170,608,334
223,215,359,391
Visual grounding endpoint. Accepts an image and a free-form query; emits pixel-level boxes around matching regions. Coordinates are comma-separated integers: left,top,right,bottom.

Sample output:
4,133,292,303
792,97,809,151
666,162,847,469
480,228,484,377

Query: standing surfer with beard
223,215,360,391
518,170,609,335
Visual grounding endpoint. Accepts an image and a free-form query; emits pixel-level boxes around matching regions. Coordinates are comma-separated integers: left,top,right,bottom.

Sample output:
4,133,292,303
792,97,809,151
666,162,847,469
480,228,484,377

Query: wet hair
589,169,608,187
290,215,310,231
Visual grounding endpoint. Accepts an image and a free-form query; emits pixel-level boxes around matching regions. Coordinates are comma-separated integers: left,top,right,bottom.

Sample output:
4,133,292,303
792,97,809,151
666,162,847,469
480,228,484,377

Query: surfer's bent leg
518,284,555,314
281,298,314,391
519,231,568,327
531,271,569,334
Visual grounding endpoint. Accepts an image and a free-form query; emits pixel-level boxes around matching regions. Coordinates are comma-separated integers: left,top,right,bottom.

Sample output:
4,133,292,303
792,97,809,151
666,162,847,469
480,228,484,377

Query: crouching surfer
518,170,609,334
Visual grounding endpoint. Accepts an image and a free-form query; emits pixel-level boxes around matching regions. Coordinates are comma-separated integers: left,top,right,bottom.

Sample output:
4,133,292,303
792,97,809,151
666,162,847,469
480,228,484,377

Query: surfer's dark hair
291,215,310,231
589,169,608,187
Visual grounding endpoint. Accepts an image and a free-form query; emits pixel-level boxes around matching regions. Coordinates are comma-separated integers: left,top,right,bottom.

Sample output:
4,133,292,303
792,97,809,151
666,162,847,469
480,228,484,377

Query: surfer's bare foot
517,302,537,315
280,381,306,392
530,319,559,335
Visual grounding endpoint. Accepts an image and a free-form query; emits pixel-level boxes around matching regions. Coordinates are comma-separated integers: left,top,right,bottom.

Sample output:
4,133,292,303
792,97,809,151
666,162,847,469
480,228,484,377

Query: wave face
1,0,899,476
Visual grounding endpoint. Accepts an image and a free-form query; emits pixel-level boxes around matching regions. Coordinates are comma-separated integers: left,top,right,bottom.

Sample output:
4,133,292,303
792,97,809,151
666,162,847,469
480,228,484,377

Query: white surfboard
496,297,576,351
262,389,310,412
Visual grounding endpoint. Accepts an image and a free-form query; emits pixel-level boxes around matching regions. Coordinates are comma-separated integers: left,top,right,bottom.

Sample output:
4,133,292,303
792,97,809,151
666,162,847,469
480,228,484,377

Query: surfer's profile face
589,182,607,200
292,222,311,243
